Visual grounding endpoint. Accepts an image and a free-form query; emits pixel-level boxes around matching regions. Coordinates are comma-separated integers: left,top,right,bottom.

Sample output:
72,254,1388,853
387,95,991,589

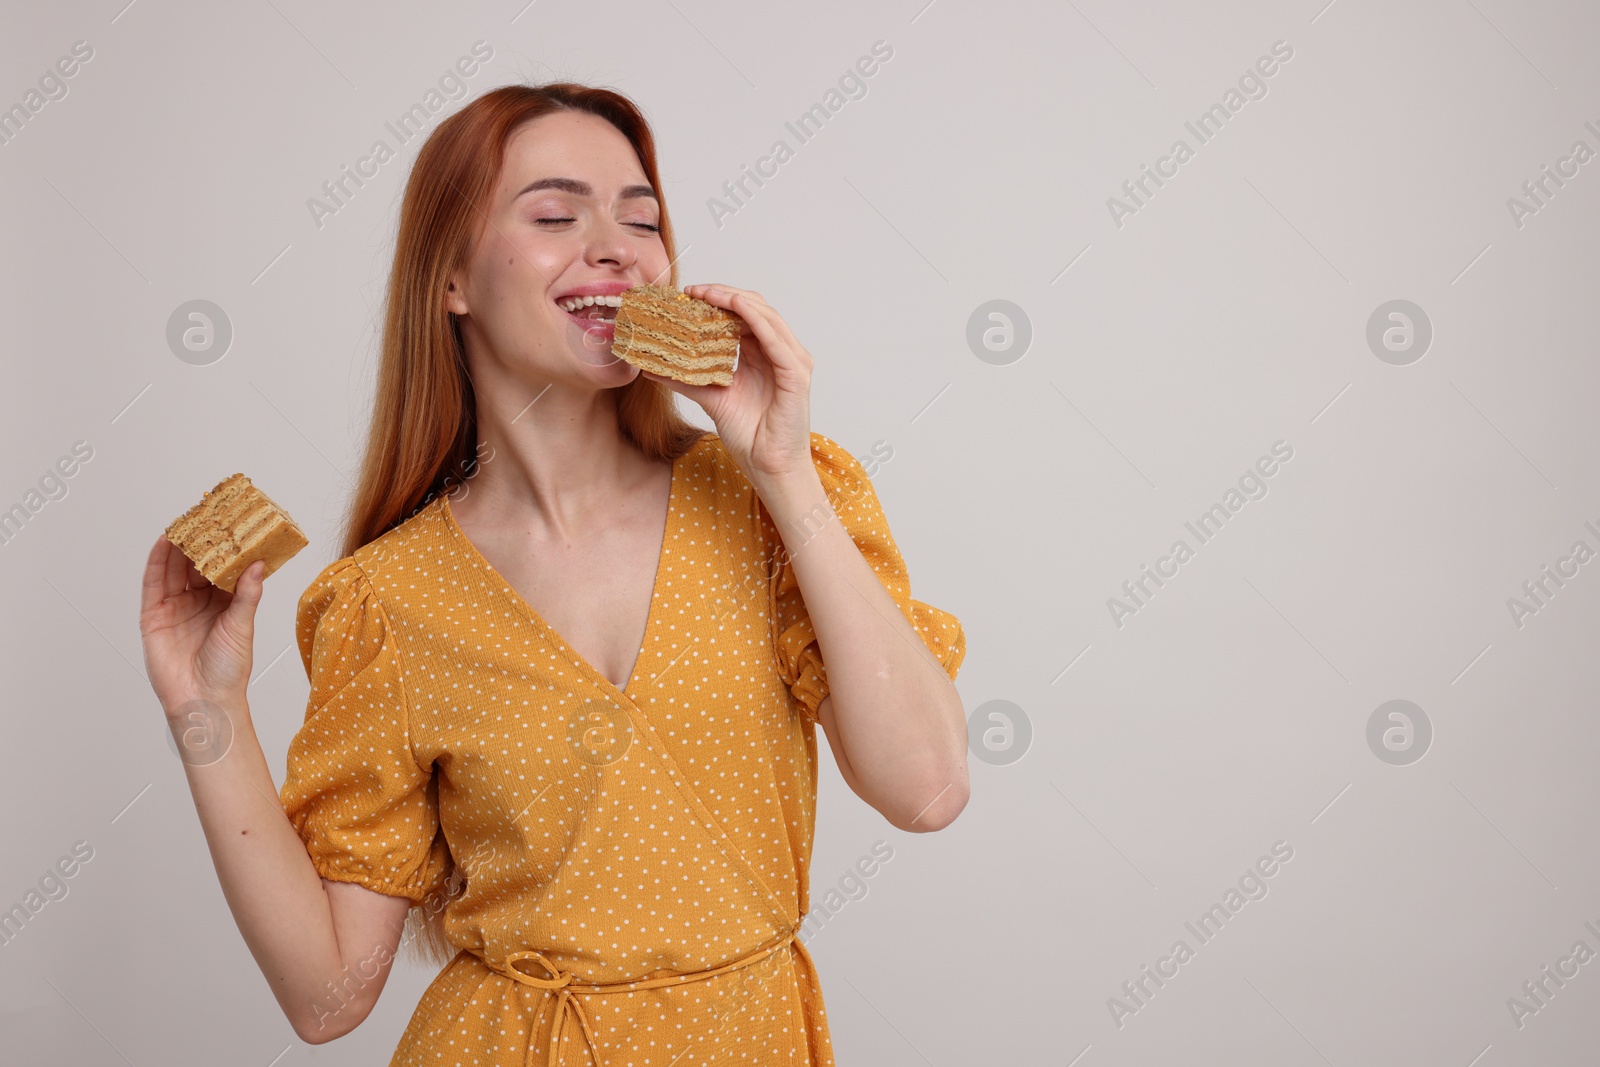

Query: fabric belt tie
481,923,801,1067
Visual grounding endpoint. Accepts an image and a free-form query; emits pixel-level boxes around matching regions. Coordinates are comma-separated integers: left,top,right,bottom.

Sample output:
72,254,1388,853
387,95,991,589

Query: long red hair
339,82,706,967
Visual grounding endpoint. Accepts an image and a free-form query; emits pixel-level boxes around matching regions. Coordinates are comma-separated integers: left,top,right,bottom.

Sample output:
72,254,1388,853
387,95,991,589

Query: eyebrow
514,177,658,202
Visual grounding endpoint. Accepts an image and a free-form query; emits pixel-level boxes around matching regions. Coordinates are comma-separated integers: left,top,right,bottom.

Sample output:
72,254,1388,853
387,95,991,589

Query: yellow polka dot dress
278,432,967,1066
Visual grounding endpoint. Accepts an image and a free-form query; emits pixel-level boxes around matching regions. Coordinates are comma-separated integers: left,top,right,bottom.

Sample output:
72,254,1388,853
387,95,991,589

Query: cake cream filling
558,288,739,379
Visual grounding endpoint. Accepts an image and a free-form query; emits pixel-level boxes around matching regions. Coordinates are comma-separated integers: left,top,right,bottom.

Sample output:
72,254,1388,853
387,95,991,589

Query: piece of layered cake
610,284,741,386
165,473,308,593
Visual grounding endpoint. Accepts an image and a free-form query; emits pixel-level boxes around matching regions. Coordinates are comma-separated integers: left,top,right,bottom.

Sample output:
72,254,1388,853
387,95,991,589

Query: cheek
637,245,671,282
475,239,554,313
468,260,549,343
497,236,567,297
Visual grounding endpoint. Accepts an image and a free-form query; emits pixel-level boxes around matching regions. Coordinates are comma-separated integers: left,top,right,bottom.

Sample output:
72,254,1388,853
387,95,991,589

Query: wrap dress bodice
278,431,967,1066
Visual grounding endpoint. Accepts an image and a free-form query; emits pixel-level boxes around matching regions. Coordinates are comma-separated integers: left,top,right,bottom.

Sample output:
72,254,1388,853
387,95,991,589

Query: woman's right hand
140,534,267,715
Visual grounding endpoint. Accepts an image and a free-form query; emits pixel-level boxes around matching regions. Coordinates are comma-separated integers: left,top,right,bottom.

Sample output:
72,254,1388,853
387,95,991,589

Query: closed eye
535,217,660,233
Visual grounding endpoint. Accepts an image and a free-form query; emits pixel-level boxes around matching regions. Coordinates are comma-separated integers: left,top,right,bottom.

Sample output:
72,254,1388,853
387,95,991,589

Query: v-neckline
438,447,687,708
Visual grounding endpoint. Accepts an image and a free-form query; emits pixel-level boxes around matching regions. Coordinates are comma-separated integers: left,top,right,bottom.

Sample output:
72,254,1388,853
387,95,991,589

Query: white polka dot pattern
278,432,967,1066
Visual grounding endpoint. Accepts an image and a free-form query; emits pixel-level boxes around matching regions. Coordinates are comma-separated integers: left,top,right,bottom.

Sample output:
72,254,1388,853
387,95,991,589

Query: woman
139,82,969,1066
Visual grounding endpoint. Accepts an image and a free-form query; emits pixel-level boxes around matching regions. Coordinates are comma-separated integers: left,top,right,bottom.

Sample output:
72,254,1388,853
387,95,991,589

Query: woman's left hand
638,284,814,489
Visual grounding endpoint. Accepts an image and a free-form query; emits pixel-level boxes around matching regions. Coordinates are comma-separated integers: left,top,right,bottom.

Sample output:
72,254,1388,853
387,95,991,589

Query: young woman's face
446,110,669,386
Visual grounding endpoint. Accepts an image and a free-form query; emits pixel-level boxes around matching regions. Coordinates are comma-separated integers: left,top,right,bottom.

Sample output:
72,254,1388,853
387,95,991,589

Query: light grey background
2,1,1597,1064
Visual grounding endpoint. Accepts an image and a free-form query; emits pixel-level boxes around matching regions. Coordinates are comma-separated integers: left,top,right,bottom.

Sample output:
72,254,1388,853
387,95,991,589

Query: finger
220,559,267,652
142,535,177,615
183,551,210,593
688,283,761,331
685,283,767,315
721,293,808,377
224,560,266,632
708,287,803,362
163,534,189,597
752,297,807,361
684,285,770,345
690,285,786,346
736,292,806,363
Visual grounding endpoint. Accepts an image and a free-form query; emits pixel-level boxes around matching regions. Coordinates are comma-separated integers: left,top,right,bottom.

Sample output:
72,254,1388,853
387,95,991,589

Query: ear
444,271,469,317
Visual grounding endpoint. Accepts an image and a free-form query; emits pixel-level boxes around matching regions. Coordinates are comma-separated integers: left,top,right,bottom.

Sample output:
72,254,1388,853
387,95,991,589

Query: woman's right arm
140,534,411,1043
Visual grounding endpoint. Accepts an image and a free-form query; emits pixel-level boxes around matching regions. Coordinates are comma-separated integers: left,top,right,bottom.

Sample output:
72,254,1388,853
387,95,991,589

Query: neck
459,373,649,538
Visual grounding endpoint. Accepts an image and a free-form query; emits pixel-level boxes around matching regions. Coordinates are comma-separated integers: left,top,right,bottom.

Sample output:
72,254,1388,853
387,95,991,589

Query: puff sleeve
278,558,451,904
769,433,968,724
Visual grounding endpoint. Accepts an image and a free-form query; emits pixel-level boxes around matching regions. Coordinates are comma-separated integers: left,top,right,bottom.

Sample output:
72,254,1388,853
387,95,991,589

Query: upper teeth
559,294,622,311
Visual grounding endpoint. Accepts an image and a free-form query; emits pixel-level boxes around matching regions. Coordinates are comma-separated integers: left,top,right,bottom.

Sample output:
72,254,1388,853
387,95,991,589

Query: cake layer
204,518,309,593
167,474,251,542
616,348,735,386
612,324,738,368
610,284,740,387
166,473,309,593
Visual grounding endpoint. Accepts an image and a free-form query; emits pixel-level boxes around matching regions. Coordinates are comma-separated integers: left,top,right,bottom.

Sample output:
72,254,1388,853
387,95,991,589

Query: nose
583,214,639,271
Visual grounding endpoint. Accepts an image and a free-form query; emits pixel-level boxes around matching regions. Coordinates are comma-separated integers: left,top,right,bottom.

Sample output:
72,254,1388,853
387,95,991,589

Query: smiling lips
559,293,622,321
558,294,622,343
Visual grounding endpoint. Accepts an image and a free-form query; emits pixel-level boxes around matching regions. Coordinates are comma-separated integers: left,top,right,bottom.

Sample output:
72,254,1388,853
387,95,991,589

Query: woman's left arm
761,470,970,833
640,283,969,833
